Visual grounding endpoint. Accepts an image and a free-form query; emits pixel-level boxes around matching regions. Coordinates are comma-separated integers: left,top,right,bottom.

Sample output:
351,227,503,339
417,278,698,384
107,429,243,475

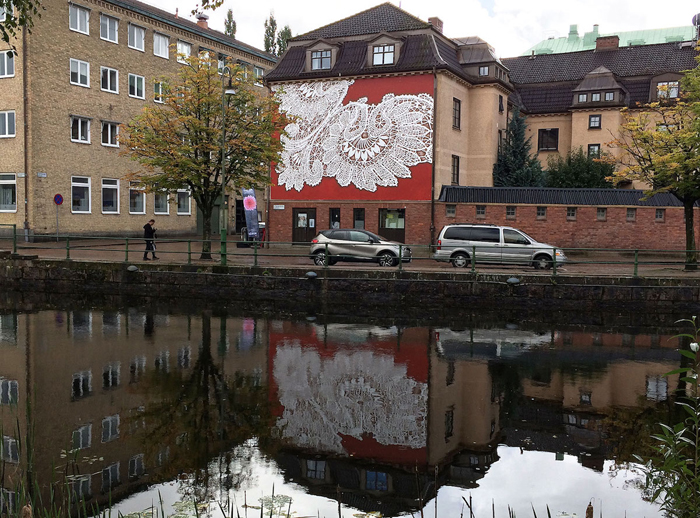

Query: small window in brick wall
655,208,665,222
506,206,516,219
476,205,486,219
597,207,607,221
627,208,637,221
536,206,547,219
567,207,577,220
446,204,456,218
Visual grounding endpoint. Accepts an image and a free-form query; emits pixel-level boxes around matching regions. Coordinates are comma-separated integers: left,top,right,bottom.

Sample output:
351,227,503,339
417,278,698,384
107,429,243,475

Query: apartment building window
1,489,16,515
566,207,577,220
506,206,516,219
0,51,14,78
452,98,461,129
306,460,325,479
153,33,169,59
479,65,488,76
2,435,18,463
129,356,146,383
589,114,601,129
102,362,120,389
254,66,264,84
71,176,91,213
0,3,10,22
154,351,169,373
591,92,601,102
366,471,388,491
72,424,91,450
451,155,460,185
70,116,90,143
372,44,394,65
128,23,145,51
538,128,558,151
129,182,145,214
0,174,16,212
70,476,91,503
597,207,607,221
154,191,169,214
578,93,587,102
499,94,504,112
69,4,89,35
536,206,547,219
128,73,144,99
353,208,365,229
446,204,456,218
476,205,486,218
0,111,15,138
657,81,679,99
605,91,614,101
647,375,668,402
100,14,118,43
655,208,665,222
101,121,118,147
102,414,119,442
129,454,145,479
176,40,191,63
101,179,119,214
100,67,118,93
588,144,600,157
70,58,90,87
311,49,331,70
102,462,120,491
154,81,164,103
71,370,92,399
177,346,191,369
627,207,636,221
177,189,191,215
0,379,18,404
445,408,454,440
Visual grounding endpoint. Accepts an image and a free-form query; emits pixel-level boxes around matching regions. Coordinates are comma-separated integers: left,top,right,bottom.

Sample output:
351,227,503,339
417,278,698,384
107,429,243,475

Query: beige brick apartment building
0,0,275,239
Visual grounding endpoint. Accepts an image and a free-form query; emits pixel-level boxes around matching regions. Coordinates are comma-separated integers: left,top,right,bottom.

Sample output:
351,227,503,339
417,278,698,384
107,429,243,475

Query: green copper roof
522,25,697,55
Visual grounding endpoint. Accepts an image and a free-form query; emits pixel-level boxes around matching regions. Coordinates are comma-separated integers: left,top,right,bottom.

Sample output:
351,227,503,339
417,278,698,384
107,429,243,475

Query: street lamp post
220,66,236,266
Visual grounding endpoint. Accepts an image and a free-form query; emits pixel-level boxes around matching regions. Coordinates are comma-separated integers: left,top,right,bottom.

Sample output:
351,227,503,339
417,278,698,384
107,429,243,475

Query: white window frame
71,176,91,214
177,189,191,215
101,178,119,214
658,81,679,99
129,182,145,214
591,92,601,102
101,121,119,147
0,50,15,78
177,40,191,64
178,346,191,369
153,32,169,59
70,475,91,502
69,4,90,35
101,414,120,443
128,73,144,99
578,93,587,102
372,45,395,66
0,111,15,138
103,362,120,389
311,49,331,70
70,116,90,144
2,435,19,463
254,66,264,85
130,356,146,383
0,173,17,212
605,92,614,101
72,424,92,450
0,378,18,404
128,454,145,479
102,462,120,491
155,350,169,373
128,23,145,51
70,58,90,88
154,81,164,103
0,3,10,23
99,14,118,44
478,65,488,76
71,370,92,398
154,190,169,214
100,66,118,94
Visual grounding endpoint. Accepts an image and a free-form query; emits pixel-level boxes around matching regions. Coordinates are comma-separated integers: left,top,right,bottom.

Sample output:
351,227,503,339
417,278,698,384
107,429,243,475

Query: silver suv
433,224,566,269
310,229,412,267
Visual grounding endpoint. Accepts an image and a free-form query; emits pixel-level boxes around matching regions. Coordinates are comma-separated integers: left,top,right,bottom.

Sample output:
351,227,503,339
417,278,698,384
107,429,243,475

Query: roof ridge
505,39,696,61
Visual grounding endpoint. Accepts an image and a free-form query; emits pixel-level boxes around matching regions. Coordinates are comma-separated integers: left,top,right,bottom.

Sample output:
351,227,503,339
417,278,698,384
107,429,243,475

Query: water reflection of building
0,310,268,514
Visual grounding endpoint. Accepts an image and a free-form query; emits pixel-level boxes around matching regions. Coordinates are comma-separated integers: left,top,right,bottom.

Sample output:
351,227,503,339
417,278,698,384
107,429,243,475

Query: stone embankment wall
2,256,700,316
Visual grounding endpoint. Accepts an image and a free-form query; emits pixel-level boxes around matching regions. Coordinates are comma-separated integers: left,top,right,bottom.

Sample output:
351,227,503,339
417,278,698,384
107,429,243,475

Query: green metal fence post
634,249,639,277
187,240,192,265
66,236,71,260
552,248,557,276
125,238,129,262
220,233,227,266
254,241,258,267
324,243,329,269
12,224,17,254
398,245,403,272
471,245,476,273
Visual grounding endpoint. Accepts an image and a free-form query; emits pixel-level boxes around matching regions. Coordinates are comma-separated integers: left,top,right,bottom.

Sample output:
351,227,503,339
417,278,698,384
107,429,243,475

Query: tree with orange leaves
121,54,289,259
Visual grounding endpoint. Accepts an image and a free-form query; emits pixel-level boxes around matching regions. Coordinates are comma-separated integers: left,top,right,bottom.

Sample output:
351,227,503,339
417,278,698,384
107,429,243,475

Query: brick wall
435,203,700,250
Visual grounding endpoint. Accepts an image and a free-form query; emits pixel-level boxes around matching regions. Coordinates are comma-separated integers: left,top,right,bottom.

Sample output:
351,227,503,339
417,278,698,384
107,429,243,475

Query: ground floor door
379,208,406,243
292,208,317,244
196,198,222,235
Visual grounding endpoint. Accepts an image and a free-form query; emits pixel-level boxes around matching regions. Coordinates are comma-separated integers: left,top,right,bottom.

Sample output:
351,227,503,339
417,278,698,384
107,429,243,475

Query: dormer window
605,92,614,101
311,50,331,70
657,81,679,99
578,93,587,103
591,93,601,102
479,66,489,76
373,44,395,66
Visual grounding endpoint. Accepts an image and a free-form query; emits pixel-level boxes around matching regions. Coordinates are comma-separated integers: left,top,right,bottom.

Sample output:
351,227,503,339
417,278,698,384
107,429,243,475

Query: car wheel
313,252,328,266
533,255,552,270
451,253,469,268
378,252,397,267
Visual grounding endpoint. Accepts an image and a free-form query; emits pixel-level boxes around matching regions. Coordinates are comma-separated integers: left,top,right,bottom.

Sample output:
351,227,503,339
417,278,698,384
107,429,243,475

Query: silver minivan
433,224,566,269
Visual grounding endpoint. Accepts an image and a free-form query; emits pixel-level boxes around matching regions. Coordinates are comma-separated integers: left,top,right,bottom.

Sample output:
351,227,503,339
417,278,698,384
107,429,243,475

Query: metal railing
0,225,699,278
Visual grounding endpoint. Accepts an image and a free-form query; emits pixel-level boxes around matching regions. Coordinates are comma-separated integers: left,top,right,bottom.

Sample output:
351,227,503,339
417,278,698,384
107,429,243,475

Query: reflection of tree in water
127,311,274,507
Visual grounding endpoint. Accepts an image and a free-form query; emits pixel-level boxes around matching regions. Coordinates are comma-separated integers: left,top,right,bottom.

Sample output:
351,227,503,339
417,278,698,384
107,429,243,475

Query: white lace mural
274,80,434,192
273,342,428,453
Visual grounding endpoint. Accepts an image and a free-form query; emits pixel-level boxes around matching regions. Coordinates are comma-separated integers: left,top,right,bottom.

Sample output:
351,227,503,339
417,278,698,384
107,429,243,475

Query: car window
443,227,472,240
349,231,371,242
329,230,349,240
503,229,530,245
470,227,500,243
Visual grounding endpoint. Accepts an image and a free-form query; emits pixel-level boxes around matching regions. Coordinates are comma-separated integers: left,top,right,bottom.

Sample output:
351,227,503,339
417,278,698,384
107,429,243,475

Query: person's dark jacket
143,223,156,239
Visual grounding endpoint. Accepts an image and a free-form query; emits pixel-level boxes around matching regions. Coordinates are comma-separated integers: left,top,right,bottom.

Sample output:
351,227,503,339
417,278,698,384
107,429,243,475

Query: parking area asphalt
1,235,699,278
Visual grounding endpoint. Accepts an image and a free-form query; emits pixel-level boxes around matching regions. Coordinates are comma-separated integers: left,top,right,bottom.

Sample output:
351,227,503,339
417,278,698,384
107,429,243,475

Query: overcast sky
148,0,700,57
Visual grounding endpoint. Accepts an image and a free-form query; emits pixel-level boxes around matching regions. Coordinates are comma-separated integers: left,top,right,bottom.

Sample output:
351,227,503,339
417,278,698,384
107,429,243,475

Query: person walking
143,219,159,260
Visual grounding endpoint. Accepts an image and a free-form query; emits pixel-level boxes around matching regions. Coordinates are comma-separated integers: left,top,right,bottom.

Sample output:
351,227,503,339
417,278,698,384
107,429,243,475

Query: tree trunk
684,200,697,271
201,212,213,260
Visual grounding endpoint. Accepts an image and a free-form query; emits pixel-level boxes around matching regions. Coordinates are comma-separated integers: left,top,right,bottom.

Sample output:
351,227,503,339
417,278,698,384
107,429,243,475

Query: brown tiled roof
105,0,276,63
292,2,431,41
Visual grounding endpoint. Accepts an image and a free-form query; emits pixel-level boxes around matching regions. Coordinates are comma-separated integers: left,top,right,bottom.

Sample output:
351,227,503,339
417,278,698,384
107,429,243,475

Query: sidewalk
1,235,699,278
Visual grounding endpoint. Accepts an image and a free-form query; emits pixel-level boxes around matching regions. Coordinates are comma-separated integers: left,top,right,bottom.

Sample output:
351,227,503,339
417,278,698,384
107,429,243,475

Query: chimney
175,8,178,18
196,12,209,29
568,24,579,40
595,35,619,51
429,17,443,34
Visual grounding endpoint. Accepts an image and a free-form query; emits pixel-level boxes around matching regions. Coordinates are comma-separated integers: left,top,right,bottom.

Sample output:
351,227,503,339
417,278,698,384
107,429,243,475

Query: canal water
0,306,688,517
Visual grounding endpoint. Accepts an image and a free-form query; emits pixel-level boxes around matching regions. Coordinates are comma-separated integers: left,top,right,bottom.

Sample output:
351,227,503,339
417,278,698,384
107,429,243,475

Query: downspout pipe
22,26,29,242
430,67,437,246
